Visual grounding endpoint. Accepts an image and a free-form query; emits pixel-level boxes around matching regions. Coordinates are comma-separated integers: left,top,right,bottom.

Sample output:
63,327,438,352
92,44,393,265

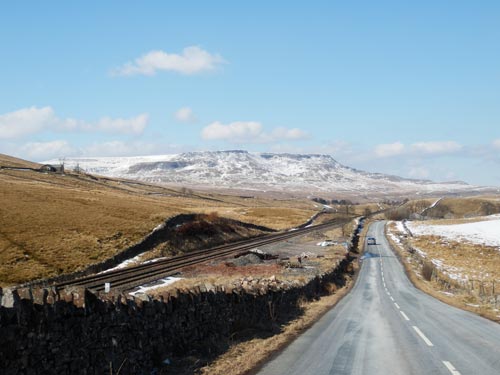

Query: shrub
422,261,435,281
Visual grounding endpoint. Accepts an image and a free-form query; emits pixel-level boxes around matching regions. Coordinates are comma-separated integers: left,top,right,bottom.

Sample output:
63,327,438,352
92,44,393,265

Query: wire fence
391,231,500,308
430,266,500,308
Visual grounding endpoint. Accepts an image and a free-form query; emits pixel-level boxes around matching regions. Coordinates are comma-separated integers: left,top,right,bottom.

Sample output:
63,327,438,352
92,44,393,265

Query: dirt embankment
23,213,275,288
150,213,275,257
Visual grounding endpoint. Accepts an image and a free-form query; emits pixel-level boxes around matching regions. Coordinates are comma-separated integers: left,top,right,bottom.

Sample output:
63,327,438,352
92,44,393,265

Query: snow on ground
128,277,183,296
407,214,500,249
44,151,483,196
420,197,443,215
98,254,143,274
387,221,467,282
99,256,167,274
395,221,406,234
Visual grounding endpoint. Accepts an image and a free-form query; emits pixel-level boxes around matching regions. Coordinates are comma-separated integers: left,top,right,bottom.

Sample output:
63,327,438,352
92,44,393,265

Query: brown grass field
387,219,500,322
0,154,322,286
425,196,500,218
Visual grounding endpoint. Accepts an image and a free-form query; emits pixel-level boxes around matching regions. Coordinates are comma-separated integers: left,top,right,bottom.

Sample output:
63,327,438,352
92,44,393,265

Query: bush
385,207,411,221
422,261,435,281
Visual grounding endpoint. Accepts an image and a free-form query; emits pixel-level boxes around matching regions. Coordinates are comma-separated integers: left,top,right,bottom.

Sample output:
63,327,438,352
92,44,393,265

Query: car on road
367,237,376,245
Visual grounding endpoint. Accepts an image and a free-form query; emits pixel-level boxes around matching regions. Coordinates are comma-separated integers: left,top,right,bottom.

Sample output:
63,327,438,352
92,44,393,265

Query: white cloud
202,121,262,142
19,140,75,160
271,127,309,141
79,140,188,158
493,139,500,149
174,107,197,123
113,46,225,76
374,142,405,158
91,114,149,134
0,106,148,139
83,141,153,157
17,139,188,161
373,140,462,159
408,166,430,179
0,106,55,139
410,141,462,155
201,121,309,143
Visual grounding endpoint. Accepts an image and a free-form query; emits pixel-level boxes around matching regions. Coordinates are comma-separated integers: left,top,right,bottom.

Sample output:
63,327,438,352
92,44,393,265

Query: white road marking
413,326,434,346
443,361,461,375
394,303,400,309
390,296,394,301
400,311,410,321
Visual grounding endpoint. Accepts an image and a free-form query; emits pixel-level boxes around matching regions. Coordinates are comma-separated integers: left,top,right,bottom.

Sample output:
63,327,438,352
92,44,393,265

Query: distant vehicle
367,237,376,245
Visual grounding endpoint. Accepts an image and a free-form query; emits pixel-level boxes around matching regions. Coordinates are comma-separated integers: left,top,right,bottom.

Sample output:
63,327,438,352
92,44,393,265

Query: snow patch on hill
46,150,483,196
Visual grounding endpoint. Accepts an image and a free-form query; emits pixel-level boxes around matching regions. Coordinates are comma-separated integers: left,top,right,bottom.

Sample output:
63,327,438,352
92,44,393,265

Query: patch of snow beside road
407,214,500,249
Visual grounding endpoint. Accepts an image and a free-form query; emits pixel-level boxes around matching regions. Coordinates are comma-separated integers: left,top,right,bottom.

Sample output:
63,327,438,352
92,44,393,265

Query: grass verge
197,263,358,375
385,223,500,323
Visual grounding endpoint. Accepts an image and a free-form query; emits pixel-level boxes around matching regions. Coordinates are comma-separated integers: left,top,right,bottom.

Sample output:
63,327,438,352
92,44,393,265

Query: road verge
384,222,500,323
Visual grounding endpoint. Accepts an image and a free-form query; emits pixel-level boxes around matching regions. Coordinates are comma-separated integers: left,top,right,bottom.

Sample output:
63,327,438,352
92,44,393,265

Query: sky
0,1,499,185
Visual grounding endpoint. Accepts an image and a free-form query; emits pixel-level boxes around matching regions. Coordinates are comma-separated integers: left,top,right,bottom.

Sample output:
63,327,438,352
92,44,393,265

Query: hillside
0,154,322,286
385,195,500,221
0,153,40,169
48,151,493,199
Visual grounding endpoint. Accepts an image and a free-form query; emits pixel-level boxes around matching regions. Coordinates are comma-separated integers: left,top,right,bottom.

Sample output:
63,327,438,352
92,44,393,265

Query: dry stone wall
0,258,353,375
2,219,363,374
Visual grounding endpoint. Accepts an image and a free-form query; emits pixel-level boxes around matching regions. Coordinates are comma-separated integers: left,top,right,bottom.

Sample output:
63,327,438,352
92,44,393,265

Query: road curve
257,221,500,375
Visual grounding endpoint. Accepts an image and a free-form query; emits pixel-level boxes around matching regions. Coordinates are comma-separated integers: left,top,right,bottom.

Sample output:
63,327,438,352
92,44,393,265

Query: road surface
257,221,500,375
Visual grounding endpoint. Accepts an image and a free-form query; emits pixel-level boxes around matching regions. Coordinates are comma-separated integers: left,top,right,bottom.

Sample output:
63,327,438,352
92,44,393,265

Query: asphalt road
257,221,500,375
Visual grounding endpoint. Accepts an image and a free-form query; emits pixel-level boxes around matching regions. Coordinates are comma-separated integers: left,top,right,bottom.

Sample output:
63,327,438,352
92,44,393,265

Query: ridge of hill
48,150,494,199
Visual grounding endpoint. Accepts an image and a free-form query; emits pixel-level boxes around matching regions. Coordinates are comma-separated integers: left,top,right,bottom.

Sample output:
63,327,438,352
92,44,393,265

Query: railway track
55,219,350,293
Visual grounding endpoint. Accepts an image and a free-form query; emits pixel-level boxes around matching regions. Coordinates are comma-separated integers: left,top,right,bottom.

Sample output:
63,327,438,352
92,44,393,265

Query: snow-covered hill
47,150,488,198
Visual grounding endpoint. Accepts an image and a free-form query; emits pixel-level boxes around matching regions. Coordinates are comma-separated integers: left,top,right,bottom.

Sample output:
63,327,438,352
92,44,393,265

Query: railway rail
55,219,351,293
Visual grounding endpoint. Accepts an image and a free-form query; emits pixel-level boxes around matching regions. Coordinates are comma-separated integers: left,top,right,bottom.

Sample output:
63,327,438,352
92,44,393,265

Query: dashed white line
443,361,461,375
390,296,394,301
394,303,400,309
413,326,434,346
400,311,410,321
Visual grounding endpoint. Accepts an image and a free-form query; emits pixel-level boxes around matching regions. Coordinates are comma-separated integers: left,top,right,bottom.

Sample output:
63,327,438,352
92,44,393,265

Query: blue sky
1,1,499,185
